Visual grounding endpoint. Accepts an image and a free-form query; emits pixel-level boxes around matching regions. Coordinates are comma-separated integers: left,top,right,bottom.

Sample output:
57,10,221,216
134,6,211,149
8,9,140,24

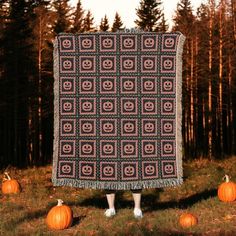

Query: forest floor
1,157,236,236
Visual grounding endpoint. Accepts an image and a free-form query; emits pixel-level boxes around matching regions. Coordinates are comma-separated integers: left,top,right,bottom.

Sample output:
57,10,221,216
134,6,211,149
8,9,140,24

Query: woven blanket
52,30,185,190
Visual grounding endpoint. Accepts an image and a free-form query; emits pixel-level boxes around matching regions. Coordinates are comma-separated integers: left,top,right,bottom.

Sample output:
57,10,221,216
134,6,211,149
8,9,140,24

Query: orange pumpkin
218,175,236,202
179,213,198,228
2,172,21,194
46,199,73,230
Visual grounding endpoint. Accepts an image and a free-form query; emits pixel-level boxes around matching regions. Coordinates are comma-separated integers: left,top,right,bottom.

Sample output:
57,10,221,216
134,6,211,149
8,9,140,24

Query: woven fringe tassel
175,32,186,186
52,37,60,183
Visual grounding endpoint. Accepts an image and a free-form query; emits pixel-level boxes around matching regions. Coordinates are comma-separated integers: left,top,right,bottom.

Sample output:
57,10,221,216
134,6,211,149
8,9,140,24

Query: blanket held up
52,31,185,190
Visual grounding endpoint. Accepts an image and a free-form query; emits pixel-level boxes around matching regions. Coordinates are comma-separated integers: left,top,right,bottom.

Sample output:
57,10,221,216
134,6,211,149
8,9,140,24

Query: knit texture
52,31,185,190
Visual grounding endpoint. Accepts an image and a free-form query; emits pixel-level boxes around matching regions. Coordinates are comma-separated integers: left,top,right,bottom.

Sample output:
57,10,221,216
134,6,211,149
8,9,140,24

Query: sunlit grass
1,156,236,235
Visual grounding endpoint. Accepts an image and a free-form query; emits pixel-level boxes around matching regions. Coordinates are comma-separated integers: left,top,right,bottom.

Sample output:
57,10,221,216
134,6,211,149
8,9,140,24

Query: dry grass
1,157,236,235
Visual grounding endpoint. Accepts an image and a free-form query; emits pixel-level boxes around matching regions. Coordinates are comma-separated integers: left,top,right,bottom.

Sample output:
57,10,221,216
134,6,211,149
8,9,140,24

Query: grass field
1,157,236,235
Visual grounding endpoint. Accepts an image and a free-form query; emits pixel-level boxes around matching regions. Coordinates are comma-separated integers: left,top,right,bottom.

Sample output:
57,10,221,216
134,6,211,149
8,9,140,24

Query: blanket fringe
52,37,60,183
52,178,183,190
176,32,186,186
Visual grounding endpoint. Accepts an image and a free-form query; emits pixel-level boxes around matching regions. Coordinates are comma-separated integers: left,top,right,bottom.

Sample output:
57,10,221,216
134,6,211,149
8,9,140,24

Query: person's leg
132,189,143,218
104,190,116,217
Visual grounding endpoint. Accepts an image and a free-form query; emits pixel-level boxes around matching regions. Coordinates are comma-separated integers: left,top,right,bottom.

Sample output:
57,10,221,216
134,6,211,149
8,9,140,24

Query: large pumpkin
179,213,198,228
2,172,21,194
46,199,73,230
218,175,236,202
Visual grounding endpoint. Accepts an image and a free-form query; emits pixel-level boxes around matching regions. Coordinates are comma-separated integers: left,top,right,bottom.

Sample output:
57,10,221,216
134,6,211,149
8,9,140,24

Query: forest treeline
0,0,235,167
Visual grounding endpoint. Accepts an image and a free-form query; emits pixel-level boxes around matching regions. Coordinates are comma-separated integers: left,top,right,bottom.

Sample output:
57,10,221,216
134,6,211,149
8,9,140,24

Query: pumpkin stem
4,172,11,180
57,199,64,206
224,175,230,183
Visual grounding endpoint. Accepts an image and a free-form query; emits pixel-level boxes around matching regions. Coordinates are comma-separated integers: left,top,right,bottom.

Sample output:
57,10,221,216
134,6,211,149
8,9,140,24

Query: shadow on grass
72,215,86,227
77,188,218,212
144,188,217,212
3,188,217,231
3,208,49,231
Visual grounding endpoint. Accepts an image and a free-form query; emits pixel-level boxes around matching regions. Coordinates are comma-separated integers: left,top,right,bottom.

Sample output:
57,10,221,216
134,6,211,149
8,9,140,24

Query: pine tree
0,0,8,72
83,10,95,32
135,0,163,31
72,0,84,33
111,12,123,32
52,0,72,34
195,3,211,157
29,1,54,165
100,14,109,31
173,0,196,158
172,0,195,35
157,14,168,32
1,0,36,166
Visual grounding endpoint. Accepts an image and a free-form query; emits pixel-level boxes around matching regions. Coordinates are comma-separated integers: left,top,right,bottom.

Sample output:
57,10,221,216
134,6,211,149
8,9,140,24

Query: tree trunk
208,0,214,159
218,0,225,157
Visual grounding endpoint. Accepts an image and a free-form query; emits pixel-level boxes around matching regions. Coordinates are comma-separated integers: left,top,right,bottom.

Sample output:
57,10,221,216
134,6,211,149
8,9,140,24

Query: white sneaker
104,208,116,217
134,208,143,219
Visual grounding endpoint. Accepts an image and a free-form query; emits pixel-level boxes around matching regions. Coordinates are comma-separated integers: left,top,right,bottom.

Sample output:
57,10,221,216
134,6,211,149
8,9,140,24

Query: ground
1,157,236,235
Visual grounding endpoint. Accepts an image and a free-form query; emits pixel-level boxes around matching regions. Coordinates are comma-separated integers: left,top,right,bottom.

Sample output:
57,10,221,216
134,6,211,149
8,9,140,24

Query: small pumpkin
179,213,198,228
46,199,73,230
2,172,21,194
218,175,236,202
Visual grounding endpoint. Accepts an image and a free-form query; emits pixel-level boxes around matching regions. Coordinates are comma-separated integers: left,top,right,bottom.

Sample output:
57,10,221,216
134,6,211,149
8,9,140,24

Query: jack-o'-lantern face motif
124,122,135,132
82,80,92,90
62,144,72,153
82,59,93,70
144,80,154,90
103,166,114,176
63,81,72,90
144,122,155,132
62,164,71,173
103,101,113,112
163,101,173,112
164,143,173,153
63,60,72,69
163,80,173,91
82,165,93,175
102,38,113,48
164,164,174,174
123,59,134,69
145,165,155,175
163,59,173,70
124,165,135,176
103,122,113,132
124,101,134,111
82,101,93,111
144,143,154,153
144,101,155,112
63,122,72,132
103,144,113,154
165,37,175,48
102,59,113,69
144,38,155,48
82,143,93,154
124,144,134,154
63,102,72,112
102,80,113,90
62,39,71,48
123,38,134,48
82,38,92,48
82,122,93,132
163,122,173,133
144,59,154,69
123,80,134,90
